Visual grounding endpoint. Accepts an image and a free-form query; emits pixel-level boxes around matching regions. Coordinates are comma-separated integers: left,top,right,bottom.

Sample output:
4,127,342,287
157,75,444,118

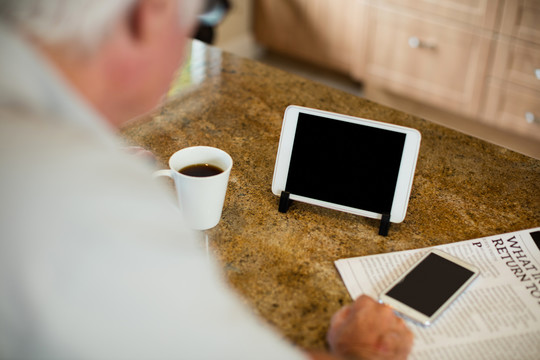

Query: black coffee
179,163,223,177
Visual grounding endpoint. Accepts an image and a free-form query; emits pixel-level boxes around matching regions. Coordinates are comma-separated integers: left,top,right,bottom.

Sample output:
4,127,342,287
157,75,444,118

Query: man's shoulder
1,106,102,148
0,106,155,185
0,105,194,247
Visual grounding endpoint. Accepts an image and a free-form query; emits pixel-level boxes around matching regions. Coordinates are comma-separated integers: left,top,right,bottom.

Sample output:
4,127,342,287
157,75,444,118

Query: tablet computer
272,106,421,223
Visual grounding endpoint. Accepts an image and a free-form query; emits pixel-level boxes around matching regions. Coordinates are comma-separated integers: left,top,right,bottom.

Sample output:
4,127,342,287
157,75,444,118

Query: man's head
0,0,202,127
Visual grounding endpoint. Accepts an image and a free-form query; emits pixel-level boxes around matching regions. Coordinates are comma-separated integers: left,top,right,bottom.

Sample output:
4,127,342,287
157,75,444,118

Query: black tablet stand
279,191,392,236
278,191,292,213
378,213,391,237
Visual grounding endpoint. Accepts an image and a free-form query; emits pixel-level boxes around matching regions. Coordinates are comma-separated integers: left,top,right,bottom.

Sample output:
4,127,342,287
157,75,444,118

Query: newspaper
335,228,540,359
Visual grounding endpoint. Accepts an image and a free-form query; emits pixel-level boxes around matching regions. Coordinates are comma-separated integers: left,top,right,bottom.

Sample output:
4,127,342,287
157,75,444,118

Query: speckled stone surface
121,41,540,351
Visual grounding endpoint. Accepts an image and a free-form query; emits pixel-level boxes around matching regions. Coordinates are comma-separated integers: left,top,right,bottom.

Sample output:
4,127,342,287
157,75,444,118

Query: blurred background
196,0,540,159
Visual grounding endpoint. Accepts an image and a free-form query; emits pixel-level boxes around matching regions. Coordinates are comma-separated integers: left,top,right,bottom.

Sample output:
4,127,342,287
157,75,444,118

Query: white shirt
0,25,306,360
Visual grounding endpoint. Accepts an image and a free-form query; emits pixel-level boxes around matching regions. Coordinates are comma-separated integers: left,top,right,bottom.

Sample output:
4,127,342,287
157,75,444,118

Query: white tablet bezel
378,249,480,326
271,105,421,223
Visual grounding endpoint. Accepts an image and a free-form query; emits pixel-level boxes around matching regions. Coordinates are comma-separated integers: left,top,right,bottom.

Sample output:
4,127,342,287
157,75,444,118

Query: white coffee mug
154,146,232,230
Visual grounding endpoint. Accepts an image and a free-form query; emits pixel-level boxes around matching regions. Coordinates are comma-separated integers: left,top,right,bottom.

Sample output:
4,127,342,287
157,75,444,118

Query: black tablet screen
285,112,406,214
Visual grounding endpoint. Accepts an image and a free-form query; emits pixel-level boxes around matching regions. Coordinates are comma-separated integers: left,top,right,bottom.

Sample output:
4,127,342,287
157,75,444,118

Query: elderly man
0,0,413,359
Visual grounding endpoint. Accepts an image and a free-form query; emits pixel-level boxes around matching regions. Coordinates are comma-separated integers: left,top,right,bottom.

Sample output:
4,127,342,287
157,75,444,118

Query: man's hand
326,295,414,360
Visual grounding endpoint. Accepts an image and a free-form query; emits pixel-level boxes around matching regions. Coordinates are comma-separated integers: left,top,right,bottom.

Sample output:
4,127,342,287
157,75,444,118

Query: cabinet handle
525,112,538,124
535,68,540,80
408,36,436,50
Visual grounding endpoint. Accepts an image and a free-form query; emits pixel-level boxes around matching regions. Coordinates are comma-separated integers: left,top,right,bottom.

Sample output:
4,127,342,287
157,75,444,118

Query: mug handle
152,169,174,179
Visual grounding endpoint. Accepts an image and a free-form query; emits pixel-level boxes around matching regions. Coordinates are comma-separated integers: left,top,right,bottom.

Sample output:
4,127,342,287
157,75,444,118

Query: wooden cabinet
358,5,492,117
500,0,540,42
379,0,501,30
253,0,540,141
253,0,360,74
491,39,540,91
483,0,540,140
484,80,540,138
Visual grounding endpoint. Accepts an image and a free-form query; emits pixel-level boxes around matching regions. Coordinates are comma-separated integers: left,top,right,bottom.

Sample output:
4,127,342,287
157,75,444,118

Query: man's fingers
377,331,400,353
330,304,351,328
352,294,378,310
401,327,415,353
377,327,414,356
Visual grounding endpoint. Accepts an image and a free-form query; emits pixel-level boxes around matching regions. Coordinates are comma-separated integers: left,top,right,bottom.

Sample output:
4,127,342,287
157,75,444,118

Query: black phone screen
386,253,476,317
285,112,406,214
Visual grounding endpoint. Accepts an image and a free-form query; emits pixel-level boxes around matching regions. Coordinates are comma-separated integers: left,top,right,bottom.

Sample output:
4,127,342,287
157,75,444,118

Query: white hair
0,0,202,51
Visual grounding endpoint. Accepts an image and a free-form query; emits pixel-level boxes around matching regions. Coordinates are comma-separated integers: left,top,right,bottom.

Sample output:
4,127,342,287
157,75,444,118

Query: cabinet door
375,0,502,30
500,0,540,43
483,80,540,141
363,7,492,117
491,38,540,91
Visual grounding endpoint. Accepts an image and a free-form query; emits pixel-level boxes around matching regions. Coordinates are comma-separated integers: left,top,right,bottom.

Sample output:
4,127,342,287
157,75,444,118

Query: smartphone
379,249,480,326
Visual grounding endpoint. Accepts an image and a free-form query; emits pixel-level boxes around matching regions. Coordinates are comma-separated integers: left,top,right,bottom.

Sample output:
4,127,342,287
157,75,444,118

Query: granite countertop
121,41,540,351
